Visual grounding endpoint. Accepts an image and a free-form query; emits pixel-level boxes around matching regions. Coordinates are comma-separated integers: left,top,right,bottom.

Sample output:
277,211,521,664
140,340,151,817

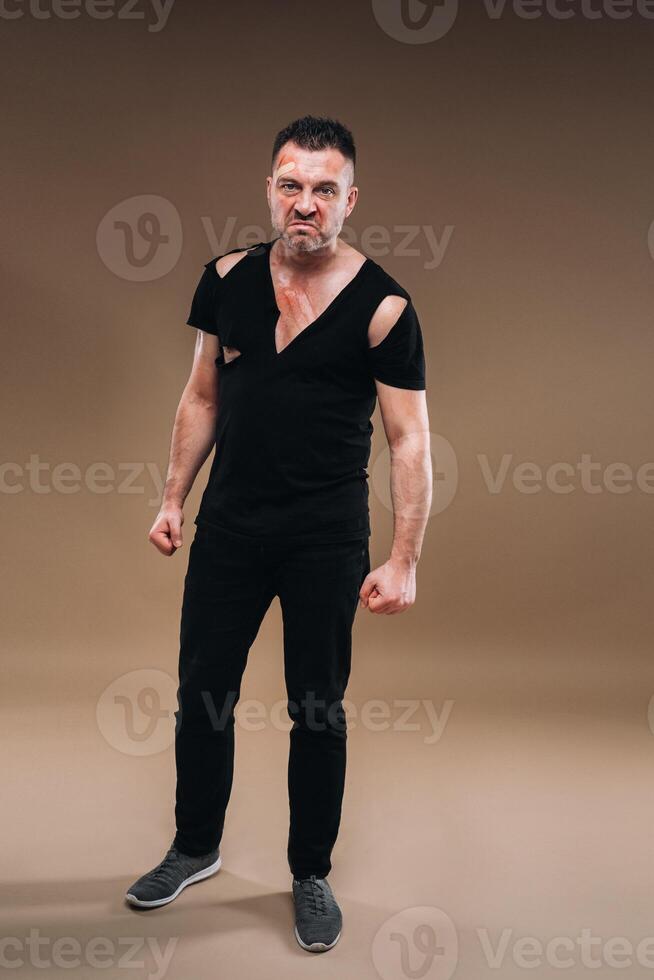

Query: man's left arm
360,296,433,614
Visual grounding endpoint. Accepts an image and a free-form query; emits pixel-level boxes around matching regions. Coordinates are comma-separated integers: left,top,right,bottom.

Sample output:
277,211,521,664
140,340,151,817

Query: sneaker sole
294,924,341,952
125,854,222,909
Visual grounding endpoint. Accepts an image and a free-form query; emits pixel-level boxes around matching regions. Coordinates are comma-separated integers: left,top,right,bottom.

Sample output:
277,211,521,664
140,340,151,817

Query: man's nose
294,192,316,216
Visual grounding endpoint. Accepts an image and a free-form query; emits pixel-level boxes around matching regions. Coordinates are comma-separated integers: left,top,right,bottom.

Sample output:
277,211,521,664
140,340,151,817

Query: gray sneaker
125,843,221,909
292,875,342,952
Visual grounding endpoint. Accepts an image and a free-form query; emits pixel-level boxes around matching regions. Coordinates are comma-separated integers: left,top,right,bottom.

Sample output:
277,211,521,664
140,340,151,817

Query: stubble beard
279,227,330,253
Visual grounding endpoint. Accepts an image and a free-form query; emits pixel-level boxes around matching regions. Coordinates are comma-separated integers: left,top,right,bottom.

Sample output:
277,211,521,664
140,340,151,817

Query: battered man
125,115,432,953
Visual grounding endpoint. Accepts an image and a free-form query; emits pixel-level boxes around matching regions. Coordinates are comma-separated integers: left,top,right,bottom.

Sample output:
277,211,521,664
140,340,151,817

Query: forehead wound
274,160,296,179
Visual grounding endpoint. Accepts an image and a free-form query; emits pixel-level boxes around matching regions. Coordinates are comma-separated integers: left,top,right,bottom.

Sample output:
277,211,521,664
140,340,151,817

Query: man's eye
319,187,335,196
281,183,296,191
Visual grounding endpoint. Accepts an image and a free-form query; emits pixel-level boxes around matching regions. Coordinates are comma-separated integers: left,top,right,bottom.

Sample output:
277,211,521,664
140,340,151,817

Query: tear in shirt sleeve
186,260,222,335
367,298,427,390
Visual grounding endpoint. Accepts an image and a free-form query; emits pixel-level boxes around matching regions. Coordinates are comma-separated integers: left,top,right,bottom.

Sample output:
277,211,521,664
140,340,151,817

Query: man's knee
287,692,347,736
176,688,240,735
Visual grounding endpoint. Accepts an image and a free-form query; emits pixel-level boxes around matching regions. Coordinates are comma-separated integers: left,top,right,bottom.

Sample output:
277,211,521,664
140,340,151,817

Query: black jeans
172,519,370,880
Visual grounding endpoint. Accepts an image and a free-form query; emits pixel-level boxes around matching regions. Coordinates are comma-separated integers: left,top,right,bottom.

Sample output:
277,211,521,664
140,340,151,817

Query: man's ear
345,185,359,218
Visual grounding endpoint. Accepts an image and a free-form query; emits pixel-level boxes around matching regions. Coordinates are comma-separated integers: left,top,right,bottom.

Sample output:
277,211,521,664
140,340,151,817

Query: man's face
266,142,358,253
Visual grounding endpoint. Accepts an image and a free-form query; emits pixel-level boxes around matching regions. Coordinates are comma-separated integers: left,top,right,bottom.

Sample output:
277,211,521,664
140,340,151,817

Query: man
125,116,432,953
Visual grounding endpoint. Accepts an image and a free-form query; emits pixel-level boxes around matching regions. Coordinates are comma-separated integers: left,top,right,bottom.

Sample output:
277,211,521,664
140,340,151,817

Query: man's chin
282,228,325,252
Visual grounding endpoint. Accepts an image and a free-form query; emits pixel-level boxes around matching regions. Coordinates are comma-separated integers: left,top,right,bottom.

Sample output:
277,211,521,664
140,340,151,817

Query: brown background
3,2,654,977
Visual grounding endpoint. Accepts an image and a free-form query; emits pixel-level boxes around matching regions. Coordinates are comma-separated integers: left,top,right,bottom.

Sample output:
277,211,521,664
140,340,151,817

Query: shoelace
295,875,330,916
148,849,181,883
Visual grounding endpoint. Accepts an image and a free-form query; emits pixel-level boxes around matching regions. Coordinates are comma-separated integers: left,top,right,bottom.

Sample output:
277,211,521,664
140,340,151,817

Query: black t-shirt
186,238,426,544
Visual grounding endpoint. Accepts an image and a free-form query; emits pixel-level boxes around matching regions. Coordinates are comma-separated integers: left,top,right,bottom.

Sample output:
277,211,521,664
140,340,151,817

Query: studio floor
4,604,653,980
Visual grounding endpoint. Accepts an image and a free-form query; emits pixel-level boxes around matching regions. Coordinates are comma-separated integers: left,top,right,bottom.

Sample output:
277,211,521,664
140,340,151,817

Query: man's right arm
148,327,220,556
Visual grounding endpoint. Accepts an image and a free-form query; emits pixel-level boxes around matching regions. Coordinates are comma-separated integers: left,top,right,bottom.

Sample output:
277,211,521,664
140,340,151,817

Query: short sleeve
186,260,222,335
368,298,426,390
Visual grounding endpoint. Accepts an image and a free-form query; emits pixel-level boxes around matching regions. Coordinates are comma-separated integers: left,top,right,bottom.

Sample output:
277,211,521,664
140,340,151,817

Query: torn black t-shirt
185,238,426,544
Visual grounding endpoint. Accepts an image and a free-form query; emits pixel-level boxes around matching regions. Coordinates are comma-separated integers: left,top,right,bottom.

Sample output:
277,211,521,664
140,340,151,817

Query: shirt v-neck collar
262,237,372,358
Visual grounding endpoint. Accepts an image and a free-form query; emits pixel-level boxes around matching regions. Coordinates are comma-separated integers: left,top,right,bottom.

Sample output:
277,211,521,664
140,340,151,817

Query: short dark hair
271,115,356,173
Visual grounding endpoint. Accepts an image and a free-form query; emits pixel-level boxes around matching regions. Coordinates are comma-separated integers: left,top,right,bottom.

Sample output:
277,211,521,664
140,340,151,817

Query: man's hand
359,557,417,614
148,506,184,556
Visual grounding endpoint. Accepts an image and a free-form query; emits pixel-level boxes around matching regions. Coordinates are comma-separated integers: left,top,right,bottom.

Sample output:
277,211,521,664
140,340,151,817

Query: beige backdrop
3,2,654,978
